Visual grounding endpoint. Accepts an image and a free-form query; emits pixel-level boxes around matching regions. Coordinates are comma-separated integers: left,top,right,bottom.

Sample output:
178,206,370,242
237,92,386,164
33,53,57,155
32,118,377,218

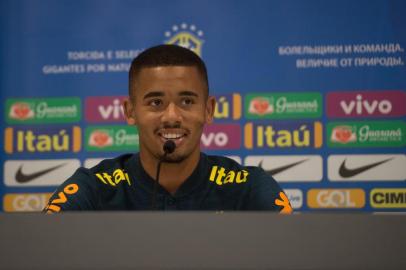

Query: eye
148,99,163,107
181,98,195,106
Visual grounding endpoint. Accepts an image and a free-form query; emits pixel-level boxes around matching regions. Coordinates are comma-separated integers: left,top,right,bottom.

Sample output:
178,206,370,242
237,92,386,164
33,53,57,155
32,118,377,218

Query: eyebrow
143,91,164,100
179,91,199,97
143,90,199,100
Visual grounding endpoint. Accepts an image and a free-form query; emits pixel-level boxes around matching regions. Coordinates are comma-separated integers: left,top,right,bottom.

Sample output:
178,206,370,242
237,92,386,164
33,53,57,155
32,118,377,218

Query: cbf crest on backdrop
1,0,406,212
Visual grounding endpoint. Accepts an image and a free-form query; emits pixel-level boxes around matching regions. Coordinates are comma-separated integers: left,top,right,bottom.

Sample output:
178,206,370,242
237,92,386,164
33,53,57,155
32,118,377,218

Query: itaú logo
213,94,242,121
244,122,323,149
4,126,81,154
307,189,365,208
200,124,241,150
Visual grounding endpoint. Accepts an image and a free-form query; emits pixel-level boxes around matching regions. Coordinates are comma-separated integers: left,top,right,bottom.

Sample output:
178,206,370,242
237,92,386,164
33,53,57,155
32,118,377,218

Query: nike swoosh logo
259,159,308,176
15,163,67,183
338,158,394,178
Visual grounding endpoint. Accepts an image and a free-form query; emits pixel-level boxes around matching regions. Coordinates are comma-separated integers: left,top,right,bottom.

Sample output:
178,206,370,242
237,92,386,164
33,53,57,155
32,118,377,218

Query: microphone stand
151,140,175,210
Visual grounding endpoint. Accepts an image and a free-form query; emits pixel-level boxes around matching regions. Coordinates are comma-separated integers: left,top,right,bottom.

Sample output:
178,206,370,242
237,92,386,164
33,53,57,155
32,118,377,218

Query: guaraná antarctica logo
328,121,406,147
6,98,81,124
245,92,322,119
164,23,204,56
85,126,139,151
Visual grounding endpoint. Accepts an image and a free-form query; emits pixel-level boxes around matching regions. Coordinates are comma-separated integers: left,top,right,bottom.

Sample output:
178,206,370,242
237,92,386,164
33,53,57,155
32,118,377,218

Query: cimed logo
164,23,204,56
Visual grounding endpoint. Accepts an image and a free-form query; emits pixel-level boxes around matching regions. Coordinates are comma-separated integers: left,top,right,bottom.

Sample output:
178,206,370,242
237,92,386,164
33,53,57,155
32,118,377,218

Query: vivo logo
98,99,125,119
200,124,241,150
327,91,406,118
340,95,392,115
283,189,303,209
201,132,229,147
85,96,127,123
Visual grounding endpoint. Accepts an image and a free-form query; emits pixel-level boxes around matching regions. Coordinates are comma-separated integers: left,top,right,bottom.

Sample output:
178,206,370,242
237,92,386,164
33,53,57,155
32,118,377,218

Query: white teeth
162,133,183,139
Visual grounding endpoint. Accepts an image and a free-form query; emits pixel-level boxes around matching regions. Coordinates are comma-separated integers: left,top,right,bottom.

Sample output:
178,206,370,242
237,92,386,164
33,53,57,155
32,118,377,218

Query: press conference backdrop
1,0,405,213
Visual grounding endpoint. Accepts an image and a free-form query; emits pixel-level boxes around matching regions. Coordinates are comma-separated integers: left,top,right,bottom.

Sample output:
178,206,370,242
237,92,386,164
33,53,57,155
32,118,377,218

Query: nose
161,102,182,125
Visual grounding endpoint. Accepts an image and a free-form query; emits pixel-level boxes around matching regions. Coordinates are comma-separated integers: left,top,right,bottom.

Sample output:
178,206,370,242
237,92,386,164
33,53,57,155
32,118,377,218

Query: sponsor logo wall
2,1,406,212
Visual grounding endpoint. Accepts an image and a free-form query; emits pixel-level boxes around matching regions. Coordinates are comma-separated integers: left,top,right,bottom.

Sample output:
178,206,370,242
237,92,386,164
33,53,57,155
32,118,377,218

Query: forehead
131,66,207,98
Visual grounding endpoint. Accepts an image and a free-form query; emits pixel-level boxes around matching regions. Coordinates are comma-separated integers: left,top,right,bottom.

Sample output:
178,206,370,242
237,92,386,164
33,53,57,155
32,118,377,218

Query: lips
157,129,188,147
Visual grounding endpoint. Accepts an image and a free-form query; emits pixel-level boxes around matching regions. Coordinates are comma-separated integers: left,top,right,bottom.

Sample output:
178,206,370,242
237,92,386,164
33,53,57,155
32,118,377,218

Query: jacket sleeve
243,167,293,214
43,168,100,213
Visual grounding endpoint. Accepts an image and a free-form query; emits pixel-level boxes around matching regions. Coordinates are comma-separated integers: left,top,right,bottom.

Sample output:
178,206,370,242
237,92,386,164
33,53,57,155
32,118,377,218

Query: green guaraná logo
245,92,322,119
6,97,81,124
327,121,406,147
85,126,139,151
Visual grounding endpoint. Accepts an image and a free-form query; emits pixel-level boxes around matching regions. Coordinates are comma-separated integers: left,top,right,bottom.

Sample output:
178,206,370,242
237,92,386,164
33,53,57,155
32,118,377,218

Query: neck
140,148,201,195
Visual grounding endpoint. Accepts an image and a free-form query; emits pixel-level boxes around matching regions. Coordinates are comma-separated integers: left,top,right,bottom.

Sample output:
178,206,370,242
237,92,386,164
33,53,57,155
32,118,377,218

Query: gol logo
3,193,52,212
370,188,406,208
164,23,204,56
307,189,365,208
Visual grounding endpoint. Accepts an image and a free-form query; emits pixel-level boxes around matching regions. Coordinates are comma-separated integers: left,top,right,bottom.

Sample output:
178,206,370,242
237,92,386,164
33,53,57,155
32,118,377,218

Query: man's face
124,66,215,162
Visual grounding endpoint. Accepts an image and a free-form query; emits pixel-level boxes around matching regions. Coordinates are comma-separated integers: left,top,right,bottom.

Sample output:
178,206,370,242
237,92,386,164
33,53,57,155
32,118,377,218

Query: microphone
163,140,176,154
151,140,176,210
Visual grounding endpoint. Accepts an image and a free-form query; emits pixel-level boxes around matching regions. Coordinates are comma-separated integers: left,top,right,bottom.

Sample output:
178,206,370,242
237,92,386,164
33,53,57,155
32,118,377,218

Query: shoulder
87,153,133,173
205,154,292,213
63,154,134,187
44,154,134,212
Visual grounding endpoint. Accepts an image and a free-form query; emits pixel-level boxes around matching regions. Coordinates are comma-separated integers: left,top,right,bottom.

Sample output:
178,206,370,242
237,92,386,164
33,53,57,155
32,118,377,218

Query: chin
162,154,187,163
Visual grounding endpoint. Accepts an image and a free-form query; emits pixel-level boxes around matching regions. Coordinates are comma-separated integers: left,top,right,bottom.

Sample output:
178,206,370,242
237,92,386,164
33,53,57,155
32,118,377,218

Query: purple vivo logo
85,96,127,123
201,124,241,150
327,90,406,118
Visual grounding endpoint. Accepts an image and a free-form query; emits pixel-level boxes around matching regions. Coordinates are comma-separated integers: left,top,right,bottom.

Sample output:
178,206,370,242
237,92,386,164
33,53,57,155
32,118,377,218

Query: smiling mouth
160,132,186,140
157,129,188,143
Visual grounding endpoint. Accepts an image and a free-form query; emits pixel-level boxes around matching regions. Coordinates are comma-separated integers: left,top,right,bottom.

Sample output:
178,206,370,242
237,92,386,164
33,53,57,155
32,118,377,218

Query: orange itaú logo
275,192,293,214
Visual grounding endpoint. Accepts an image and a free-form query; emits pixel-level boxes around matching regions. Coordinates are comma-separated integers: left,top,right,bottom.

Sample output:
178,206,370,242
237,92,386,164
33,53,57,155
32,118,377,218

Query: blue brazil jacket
44,153,292,213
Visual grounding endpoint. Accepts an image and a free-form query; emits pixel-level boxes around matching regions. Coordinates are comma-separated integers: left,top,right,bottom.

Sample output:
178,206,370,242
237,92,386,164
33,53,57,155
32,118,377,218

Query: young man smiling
44,44,292,213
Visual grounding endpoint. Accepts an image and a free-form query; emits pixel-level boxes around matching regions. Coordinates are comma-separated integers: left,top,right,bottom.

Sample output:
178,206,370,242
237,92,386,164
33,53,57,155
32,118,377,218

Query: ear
123,98,137,125
205,96,216,124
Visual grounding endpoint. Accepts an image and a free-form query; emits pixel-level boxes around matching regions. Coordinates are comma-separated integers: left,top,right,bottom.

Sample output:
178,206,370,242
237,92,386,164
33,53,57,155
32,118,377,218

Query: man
44,44,292,213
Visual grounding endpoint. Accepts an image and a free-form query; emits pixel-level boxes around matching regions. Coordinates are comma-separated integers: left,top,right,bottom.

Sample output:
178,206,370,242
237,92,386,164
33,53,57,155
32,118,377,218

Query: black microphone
163,140,176,154
151,140,176,210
